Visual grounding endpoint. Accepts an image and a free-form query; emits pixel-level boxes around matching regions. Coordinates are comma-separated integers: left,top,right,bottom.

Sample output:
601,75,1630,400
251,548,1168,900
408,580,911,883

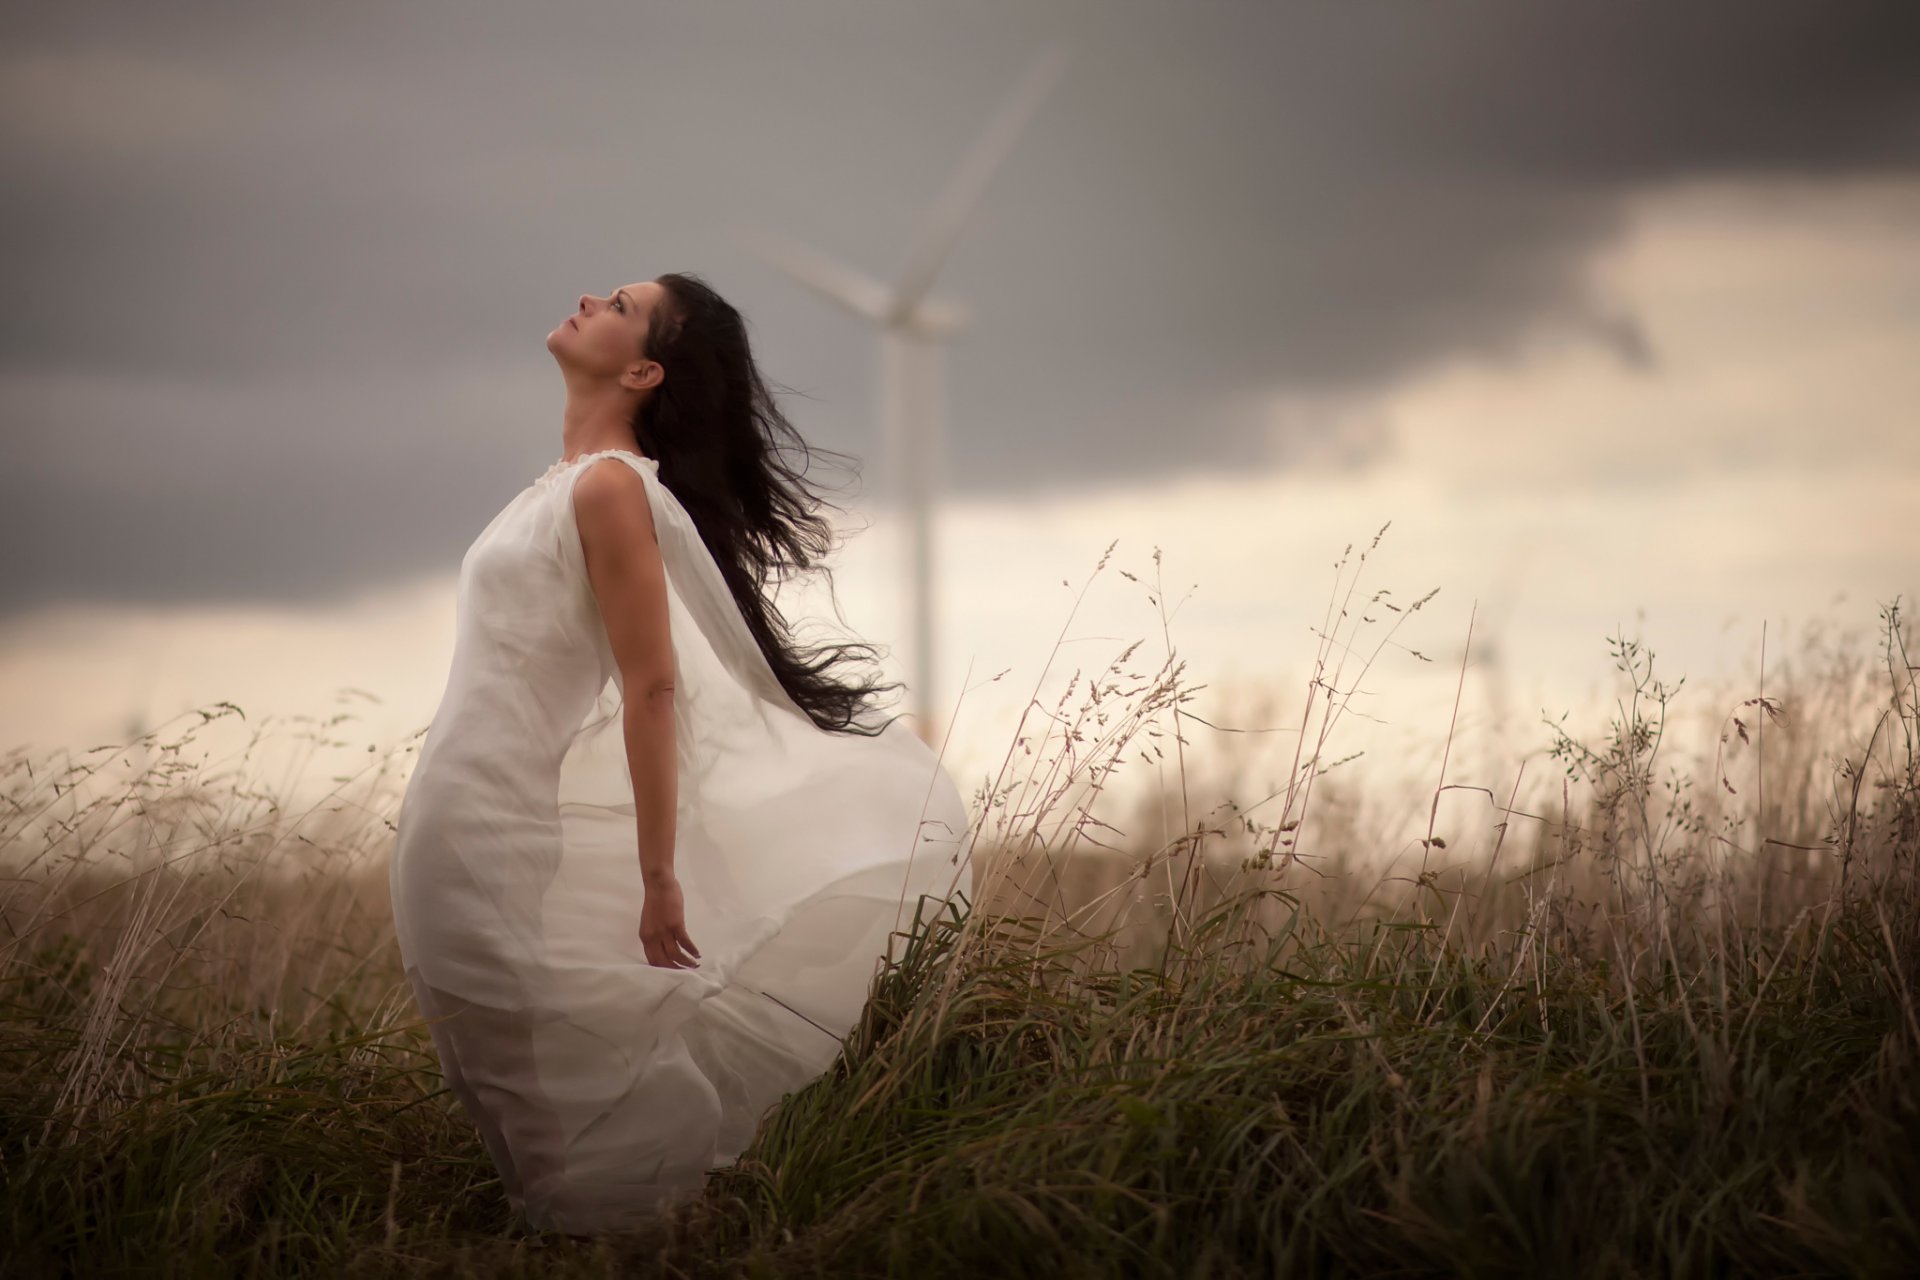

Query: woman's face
549,280,665,391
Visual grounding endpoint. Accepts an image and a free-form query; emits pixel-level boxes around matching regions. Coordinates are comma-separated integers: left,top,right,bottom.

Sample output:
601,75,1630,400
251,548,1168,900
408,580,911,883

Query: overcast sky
4,0,1917,614
3,2,1918,816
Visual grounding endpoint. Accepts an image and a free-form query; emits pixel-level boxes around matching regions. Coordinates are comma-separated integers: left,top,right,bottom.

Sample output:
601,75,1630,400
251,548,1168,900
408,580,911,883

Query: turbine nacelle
730,223,972,337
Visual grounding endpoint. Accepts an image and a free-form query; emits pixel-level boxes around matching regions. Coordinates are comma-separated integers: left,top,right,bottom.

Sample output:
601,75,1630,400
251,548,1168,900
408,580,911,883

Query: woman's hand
640,875,701,969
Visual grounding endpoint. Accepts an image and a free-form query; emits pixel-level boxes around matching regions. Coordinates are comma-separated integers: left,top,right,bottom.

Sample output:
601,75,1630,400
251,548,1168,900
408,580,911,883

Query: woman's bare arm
572,460,677,888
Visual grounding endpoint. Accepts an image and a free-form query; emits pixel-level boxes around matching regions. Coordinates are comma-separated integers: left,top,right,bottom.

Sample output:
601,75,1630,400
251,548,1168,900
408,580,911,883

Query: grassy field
3,556,1915,1278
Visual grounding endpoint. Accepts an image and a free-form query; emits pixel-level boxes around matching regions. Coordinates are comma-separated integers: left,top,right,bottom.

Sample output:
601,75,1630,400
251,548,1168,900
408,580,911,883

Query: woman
388,271,970,1235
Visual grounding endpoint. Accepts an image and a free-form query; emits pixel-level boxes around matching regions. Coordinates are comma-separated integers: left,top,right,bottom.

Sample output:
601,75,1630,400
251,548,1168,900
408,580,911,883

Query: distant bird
733,44,1076,744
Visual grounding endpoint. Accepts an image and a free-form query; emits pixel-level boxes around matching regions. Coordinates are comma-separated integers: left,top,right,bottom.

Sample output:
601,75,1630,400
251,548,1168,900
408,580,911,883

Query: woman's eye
612,296,623,312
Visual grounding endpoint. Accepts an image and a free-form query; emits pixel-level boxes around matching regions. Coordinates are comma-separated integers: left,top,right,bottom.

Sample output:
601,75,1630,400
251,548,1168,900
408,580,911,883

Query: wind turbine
733,45,1075,745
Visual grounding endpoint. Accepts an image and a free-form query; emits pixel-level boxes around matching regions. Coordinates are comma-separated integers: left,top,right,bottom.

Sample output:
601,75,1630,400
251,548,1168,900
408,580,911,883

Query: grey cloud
1,0,1916,615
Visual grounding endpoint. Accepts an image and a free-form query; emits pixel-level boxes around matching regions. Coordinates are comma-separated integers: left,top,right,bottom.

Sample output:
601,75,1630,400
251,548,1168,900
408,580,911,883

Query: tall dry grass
2,536,1915,1278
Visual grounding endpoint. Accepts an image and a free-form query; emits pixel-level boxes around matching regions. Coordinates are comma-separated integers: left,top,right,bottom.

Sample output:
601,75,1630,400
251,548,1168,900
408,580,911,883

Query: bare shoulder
572,456,659,549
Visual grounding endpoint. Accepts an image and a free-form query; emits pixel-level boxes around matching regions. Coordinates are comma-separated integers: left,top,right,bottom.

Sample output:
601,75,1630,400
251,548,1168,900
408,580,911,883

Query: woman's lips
568,317,578,329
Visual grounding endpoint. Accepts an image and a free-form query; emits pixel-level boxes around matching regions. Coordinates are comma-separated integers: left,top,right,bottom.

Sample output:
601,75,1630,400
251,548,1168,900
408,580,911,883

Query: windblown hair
625,271,907,738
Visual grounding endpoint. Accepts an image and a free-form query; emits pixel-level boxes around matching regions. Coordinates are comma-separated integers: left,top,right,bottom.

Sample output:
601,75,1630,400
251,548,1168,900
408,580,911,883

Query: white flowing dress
388,447,969,1234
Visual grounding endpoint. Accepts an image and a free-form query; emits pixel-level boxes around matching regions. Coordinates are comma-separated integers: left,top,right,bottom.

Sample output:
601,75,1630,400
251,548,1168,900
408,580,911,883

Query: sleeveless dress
388,447,970,1235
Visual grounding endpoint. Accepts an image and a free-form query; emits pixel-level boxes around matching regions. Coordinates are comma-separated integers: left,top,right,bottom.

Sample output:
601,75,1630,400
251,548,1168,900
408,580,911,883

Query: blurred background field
2,557,1915,1276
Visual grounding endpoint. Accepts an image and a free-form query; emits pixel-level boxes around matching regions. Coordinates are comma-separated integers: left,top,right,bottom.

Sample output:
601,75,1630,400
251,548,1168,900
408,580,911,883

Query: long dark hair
626,271,906,738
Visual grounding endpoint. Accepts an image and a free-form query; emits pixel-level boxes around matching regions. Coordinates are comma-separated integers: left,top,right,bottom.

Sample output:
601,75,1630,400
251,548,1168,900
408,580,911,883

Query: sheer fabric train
389,448,969,1234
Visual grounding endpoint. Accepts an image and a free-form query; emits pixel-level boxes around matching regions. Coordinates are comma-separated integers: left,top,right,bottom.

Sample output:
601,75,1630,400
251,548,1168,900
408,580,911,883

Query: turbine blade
890,42,1075,317
730,222,894,324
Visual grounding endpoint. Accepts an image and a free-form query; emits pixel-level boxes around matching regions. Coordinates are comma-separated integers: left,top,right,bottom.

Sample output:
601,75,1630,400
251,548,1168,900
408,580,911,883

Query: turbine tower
734,45,1074,745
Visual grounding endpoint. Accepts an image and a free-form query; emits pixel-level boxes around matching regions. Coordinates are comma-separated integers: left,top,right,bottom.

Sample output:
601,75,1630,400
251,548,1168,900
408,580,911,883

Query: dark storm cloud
1,0,1916,615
